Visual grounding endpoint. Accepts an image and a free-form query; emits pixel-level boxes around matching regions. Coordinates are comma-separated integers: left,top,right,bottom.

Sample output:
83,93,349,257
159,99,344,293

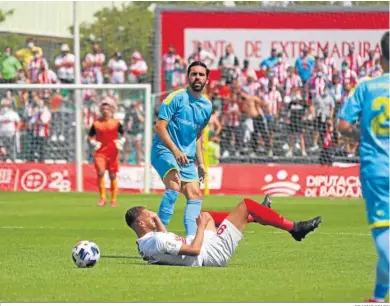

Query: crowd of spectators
0,36,384,165
0,38,147,164
162,42,383,165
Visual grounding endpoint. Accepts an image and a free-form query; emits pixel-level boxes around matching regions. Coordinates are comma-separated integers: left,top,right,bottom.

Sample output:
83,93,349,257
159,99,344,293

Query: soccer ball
71,240,100,268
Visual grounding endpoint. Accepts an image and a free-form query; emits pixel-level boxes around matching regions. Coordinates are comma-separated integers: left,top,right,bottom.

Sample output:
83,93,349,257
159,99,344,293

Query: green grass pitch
0,192,383,302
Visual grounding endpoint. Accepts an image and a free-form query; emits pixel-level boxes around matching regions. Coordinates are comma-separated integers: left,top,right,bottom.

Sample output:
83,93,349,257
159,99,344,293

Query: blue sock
157,189,180,226
184,199,202,236
372,227,389,300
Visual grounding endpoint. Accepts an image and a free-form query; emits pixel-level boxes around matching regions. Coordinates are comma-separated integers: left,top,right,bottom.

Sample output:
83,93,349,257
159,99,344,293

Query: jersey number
371,97,390,137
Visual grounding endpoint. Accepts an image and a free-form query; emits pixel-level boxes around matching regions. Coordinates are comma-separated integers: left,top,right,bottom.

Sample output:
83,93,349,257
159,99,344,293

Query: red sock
243,198,294,231
205,211,254,227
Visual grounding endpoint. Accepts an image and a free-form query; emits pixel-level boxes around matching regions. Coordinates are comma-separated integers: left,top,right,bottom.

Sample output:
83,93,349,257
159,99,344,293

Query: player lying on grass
125,196,322,267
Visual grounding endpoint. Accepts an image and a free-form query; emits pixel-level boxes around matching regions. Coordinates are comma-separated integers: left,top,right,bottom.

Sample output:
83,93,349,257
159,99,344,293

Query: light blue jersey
152,88,212,181
338,73,389,180
338,73,390,228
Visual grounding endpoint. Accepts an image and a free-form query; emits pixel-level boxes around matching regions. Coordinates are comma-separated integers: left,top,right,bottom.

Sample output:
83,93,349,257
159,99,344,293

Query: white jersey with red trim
136,231,202,266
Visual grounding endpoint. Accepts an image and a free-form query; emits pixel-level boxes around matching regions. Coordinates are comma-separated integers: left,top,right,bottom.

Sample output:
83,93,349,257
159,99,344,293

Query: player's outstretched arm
178,213,210,256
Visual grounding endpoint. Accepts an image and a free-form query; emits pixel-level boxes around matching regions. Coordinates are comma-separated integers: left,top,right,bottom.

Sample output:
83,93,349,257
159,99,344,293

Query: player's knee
109,173,116,180
97,171,105,178
184,186,202,200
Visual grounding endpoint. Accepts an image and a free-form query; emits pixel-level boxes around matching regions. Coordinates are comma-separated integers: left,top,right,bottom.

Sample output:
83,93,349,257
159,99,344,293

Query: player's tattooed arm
337,120,361,142
178,213,210,256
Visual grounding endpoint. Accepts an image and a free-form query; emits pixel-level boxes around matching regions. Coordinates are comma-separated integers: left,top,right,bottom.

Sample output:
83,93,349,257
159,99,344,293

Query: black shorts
315,116,328,134
289,120,303,133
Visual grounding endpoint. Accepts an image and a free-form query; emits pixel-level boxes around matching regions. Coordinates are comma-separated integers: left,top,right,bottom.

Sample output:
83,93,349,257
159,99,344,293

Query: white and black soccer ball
71,240,100,268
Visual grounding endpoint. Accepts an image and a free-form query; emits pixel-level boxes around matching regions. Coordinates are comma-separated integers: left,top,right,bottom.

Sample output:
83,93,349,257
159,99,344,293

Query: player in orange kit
88,100,126,207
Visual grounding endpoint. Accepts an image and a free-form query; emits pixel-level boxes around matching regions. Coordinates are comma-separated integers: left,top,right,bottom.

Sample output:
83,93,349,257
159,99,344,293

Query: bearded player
152,61,212,237
125,196,322,267
338,31,389,303
88,99,126,207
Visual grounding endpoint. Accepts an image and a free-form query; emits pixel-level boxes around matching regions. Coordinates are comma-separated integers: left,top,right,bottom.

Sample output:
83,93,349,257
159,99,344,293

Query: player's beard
190,80,206,93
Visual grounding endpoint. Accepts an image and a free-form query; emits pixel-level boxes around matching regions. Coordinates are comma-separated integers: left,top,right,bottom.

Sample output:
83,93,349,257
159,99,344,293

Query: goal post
0,83,152,194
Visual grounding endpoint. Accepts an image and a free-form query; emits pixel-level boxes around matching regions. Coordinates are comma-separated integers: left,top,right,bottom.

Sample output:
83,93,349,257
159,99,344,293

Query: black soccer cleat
261,195,272,208
289,216,322,242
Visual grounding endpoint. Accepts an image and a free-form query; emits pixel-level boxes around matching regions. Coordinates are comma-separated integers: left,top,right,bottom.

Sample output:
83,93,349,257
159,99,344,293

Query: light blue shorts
151,151,198,182
361,177,390,229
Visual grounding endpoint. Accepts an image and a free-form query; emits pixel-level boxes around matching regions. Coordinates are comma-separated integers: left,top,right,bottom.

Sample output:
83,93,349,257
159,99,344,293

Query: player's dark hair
380,31,389,61
125,206,145,228
187,61,209,77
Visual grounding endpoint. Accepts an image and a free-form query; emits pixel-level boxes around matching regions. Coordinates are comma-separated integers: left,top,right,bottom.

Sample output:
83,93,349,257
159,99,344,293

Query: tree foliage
71,4,154,79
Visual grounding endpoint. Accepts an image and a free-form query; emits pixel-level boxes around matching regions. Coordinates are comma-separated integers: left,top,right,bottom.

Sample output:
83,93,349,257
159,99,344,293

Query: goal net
0,84,152,193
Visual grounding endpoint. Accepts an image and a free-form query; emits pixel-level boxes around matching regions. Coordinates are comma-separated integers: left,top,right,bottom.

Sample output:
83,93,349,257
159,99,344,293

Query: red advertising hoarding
0,162,361,198
156,7,389,93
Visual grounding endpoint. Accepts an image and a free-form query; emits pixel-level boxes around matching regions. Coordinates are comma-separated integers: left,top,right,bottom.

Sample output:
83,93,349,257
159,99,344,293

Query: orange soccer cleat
110,200,117,208
98,199,106,207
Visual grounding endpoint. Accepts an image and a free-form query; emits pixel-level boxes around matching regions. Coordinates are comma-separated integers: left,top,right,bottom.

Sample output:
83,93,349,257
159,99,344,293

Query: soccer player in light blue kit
338,31,389,303
152,61,212,236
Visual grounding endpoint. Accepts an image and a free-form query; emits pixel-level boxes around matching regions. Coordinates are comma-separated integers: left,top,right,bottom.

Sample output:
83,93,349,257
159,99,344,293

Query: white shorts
200,220,243,267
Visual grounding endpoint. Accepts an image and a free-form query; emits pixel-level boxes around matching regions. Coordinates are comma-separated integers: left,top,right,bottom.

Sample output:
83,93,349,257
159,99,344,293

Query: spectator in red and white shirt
259,67,279,93
107,52,127,84
239,59,257,86
362,50,376,77
187,42,215,68
128,51,148,84
28,48,48,84
308,68,327,99
36,62,58,100
84,44,105,84
343,45,362,73
322,50,335,82
284,66,303,97
0,98,20,160
55,44,75,84
30,98,51,162
221,92,242,158
371,59,383,77
162,45,180,91
273,53,287,85
340,61,357,87
241,71,261,97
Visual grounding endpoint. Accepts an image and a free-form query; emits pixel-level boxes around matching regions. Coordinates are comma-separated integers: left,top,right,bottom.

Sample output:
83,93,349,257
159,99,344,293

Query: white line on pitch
0,226,371,236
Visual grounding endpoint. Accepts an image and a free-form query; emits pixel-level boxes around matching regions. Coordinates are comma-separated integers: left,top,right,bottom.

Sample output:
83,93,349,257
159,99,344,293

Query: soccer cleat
289,216,322,242
98,199,106,207
261,195,272,208
110,200,117,208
